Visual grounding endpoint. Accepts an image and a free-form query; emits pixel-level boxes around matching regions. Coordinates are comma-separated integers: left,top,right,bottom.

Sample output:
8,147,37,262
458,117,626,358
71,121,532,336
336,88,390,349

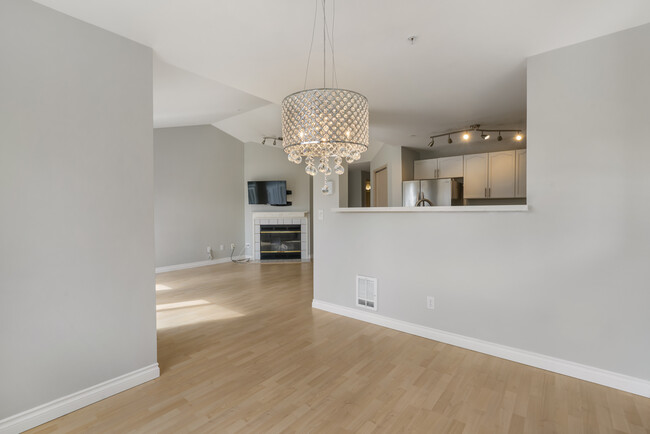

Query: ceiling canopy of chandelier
281,0,369,193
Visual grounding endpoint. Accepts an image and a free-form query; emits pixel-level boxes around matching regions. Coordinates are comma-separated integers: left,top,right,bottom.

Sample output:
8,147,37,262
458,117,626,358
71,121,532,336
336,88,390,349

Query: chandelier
281,0,369,193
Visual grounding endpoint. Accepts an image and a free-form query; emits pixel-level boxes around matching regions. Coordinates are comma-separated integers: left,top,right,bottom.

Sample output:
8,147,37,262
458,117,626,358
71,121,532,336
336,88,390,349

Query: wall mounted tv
247,181,291,206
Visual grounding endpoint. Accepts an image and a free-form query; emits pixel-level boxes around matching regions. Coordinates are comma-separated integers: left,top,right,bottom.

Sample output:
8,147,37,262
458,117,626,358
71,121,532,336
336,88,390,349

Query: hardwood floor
30,262,649,433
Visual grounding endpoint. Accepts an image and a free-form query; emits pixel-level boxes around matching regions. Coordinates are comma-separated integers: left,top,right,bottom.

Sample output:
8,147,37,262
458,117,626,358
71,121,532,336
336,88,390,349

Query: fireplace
252,212,309,261
260,225,301,260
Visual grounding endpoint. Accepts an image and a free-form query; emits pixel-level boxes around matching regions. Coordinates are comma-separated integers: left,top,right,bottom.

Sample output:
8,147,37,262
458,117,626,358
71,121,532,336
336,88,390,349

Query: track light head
262,138,266,145
481,132,490,140
448,135,452,144
497,132,503,141
428,138,434,147
273,139,277,146
515,132,523,141
462,132,470,140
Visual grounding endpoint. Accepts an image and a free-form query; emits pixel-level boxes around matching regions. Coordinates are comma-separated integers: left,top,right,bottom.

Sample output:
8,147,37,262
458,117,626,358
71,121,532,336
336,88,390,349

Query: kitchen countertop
331,205,528,213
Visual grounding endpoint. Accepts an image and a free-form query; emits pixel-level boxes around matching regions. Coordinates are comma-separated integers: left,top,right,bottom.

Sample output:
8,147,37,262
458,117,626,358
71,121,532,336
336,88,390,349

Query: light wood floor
30,262,649,433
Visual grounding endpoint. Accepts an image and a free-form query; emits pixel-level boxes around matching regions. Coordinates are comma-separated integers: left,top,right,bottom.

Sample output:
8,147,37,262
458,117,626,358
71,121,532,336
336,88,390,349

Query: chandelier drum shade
281,0,369,191
281,88,369,177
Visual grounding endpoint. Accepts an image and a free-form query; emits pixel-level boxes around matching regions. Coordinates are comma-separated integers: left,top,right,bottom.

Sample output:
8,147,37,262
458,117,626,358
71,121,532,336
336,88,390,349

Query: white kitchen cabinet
414,156,463,179
488,150,516,198
437,156,464,178
515,149,527,198
463,153,488,198
414,159,438,179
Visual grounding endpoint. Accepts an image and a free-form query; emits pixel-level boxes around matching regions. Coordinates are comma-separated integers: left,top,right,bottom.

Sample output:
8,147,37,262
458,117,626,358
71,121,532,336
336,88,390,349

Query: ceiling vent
356,275,377,311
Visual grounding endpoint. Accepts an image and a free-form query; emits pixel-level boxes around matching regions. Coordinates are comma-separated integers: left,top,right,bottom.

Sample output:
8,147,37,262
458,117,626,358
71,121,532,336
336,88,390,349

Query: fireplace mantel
252,211,309,219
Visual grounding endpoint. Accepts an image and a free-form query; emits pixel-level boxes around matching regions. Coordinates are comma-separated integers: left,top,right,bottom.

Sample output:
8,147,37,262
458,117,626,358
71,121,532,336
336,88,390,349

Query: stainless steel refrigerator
402,179,462,206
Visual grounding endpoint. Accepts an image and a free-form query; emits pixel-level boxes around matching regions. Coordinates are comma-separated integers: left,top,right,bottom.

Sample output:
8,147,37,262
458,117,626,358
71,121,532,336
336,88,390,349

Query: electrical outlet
231,243,235,250
426,296,435,310
318,209,324,221
219,245,224,251
206,246,211,253
245,243,251,249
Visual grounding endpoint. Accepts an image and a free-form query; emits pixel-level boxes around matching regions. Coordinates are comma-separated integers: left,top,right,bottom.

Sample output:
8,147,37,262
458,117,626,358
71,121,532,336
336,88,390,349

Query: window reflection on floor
156,298,244,329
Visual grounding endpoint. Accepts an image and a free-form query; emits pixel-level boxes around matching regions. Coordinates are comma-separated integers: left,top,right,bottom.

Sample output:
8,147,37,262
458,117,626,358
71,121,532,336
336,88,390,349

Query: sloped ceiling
34,0,650,149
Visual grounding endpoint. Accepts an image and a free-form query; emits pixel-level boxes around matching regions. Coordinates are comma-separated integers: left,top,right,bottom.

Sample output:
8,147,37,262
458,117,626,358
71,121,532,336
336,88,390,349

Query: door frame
373,165,388,207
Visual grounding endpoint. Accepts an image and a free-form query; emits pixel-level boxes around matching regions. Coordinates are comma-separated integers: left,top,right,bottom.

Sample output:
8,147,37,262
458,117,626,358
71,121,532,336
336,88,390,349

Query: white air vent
356,275,377,311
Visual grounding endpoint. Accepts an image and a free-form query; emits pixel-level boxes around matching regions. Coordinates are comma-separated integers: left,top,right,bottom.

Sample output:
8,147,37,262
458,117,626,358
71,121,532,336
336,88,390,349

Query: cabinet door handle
488,187,491,198
484,187,487,198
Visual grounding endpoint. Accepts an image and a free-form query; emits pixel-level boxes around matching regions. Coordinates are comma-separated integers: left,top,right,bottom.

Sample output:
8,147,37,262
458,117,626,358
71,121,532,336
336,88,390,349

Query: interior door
488,151,516,198
374,167,388,207
463,153,488,198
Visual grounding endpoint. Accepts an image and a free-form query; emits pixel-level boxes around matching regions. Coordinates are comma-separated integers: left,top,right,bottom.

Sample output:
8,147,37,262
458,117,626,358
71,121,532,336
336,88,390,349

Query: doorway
373,166,388,207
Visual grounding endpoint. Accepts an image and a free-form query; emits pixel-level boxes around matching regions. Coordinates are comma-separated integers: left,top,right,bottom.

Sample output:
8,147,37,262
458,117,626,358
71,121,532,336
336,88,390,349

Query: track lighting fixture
261,136,283,146
427,125,524,146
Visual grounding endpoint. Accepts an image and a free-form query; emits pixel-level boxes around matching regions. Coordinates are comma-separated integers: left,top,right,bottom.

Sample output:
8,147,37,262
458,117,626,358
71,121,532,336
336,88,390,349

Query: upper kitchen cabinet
437,156,463,178
488,150,516,198
414,159,438,179
463,153,489,198
516,149,527,198
414,156,463,179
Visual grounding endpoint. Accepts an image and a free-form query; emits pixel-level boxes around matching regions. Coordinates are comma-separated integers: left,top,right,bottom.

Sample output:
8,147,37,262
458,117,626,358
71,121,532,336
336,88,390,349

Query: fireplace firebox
260,225,301,260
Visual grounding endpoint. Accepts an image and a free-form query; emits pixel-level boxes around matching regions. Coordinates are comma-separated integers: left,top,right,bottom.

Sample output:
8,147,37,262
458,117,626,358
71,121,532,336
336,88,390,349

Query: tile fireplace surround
252,212,310,261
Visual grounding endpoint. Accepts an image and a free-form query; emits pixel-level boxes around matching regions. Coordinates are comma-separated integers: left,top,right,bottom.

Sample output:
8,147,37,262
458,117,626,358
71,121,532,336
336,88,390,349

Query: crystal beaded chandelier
281,0,369,193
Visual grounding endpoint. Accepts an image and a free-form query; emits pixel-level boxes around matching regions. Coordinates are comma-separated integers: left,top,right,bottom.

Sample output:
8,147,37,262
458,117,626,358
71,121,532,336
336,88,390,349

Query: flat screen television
247,180,288,205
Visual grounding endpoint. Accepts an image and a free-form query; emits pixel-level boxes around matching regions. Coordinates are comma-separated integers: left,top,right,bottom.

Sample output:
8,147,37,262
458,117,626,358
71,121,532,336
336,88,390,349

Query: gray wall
0,0,156,419
154,125,245,267
348,168,363,208
401,147,418,181
313,24,650,380
243,143,311,254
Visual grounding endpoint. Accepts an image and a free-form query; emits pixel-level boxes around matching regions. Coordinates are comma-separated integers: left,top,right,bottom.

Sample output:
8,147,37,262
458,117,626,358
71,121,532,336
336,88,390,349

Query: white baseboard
155,256,250,273
0,364,160,434
312,300,650,398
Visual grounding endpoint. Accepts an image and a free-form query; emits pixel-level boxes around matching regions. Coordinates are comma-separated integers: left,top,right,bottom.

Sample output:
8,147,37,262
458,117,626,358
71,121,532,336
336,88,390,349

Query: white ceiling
153,55,269,129
35,0,650,149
